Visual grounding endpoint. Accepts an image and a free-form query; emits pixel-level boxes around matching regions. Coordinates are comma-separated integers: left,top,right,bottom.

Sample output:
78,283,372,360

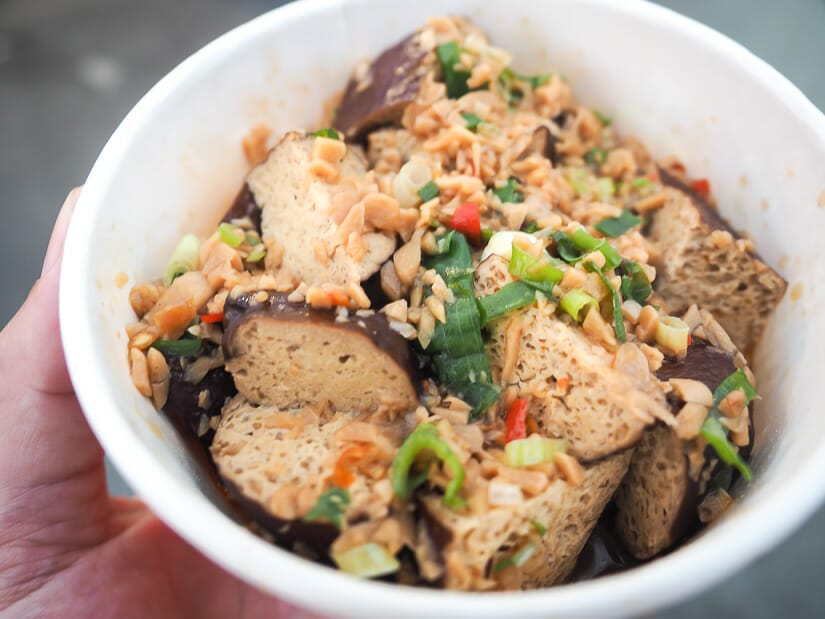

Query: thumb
0,188,104,490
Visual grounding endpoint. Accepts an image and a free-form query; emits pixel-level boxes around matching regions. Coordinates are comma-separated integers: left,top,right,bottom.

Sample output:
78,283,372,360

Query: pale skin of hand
0,190,319,619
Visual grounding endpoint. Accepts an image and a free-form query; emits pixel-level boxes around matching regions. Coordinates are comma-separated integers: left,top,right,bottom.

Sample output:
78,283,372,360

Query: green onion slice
559,288,598,322
418,180,440,202
619,260,652,305
481,228,494,244
597,177,616,201
460,111,484,131
493,543,537,573
700,369,757,481
218,222,244,248
594,109,612,126
584,148,607,166
492,177,524,204
162,233,200,287
332,542,400,579
505,436,568,468
309,127,340,140
392,424,466,508
476,281,536,326
437,41,472,99
555,227,622,271
594,209,642,238
303,487,350,529
585,262,626,342
631,177,651,189
151,336,203,357
246,247,267,263
531,520,548,536
521,221,539,234
508,243,563,296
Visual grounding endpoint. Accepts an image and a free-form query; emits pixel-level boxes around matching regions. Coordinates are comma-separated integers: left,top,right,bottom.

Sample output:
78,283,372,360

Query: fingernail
41,187,82,277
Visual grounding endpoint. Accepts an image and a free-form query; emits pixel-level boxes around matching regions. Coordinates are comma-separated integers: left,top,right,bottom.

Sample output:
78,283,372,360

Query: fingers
42,187,81,278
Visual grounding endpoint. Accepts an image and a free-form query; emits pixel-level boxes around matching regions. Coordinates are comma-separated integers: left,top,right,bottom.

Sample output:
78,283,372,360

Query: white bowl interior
60,1,825,617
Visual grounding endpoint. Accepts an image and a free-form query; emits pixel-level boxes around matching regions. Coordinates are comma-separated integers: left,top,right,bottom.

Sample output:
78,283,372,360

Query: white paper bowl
59,1,825,617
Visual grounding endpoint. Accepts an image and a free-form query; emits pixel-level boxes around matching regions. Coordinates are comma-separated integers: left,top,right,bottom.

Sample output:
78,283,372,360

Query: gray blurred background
1,0,823,616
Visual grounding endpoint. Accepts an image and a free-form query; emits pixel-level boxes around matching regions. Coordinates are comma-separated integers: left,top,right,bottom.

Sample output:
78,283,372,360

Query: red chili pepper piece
690,178,711,198
505,399,528,443
450,202,482,245
199,312,224,324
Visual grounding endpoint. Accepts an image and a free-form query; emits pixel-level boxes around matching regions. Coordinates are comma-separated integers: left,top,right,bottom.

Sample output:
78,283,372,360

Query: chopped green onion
493,543,537,572
522,221,539,234
245,232,261,246
460,111,484,131
631,177,651,189
151,336,203,357
619,260,652,305
559,288,598,322
303,487,350,529
423,233,499,416
552,230,585,263
508,243,563,296
594,209,642,238
700,369,757,481
567,169,590,196
567,227,622,270
309,127,340,140
585,262,626,342
505,436,568,468
437,41,472,99
481,228,494,244
246,247,267,263
392,424,466,508
500,68,552,90
476,281,536,326
655,315,690,356
531,520,548,536
218,222,244,248
332,542,399,579
418,180,440,202
594,109,612,126
163,233,200,287
597,177,616,201
492,177,524,204
584,148,607,166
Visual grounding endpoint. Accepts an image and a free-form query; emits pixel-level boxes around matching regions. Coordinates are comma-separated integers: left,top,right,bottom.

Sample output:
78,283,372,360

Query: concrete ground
1,0,823,616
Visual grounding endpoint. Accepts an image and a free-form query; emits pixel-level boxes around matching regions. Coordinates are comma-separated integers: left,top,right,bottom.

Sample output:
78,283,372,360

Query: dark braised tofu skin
335,32,432,140
223,291,418,414
649,169,787,353
615,306,753,559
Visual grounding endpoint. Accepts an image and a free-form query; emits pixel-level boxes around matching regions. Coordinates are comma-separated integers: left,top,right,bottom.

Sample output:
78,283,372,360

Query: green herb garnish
493,543,536,572
631,177,651,189
531,521,547,536
392,425,466,508
309,127,340,140
559,288,598,322
151,336,203,357
217,222,245,248
476,281,536,326
492,177,524,204
585,262,626,342
481,228,494,244
418,180,440,202
522,221,539,234
700,369,757,481
584,148,607,166
508,243,563,296
594,209,642,238
554,227,622,270
303,488,350,529
437,41,472,99
594,109,612,126
619,260,652,305
460,111,484,132
162,233,200,287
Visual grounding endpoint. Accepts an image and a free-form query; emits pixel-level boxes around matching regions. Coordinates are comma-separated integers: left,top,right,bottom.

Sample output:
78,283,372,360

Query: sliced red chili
199,312,224,324
690,178,711,198
505,399,528,443
450,202,482,245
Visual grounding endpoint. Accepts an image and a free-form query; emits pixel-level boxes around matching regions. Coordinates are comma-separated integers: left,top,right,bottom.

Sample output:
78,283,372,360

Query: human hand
0,189,318,618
